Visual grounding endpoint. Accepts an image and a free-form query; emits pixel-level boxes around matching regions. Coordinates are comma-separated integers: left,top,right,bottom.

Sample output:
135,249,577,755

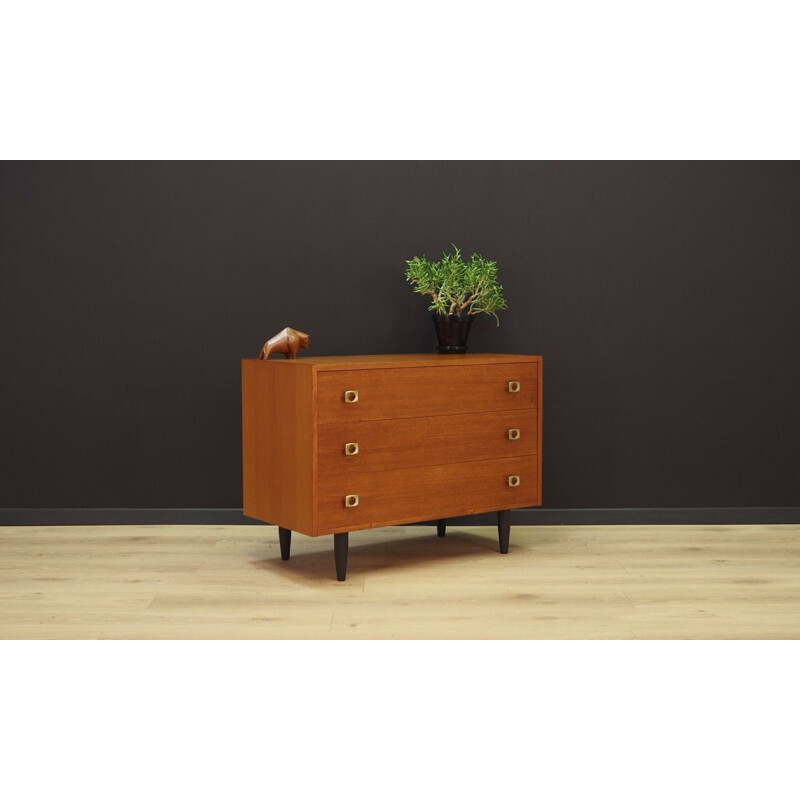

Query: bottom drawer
316,456,538,535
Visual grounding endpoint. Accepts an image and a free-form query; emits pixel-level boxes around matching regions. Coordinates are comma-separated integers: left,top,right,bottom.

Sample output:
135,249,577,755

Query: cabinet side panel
242,359,273,523
242,361,314,532
271,364,315,535
537,358,543,506
310,366,318,534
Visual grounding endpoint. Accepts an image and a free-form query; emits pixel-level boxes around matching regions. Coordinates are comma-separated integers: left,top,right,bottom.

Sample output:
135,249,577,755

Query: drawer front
318,410,537,475
316,455,539,534
316,362,537,424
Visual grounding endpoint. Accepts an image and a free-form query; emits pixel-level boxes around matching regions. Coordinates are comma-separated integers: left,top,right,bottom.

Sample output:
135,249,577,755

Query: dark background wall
1,162,799,519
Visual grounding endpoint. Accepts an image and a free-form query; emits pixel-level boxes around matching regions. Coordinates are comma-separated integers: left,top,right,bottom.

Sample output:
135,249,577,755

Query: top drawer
317,362,538,423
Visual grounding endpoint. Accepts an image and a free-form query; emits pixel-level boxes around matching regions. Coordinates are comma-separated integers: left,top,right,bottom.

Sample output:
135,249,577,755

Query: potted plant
405,244,508,353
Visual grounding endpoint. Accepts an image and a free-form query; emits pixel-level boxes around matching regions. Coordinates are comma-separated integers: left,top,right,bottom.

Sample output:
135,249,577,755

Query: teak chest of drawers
242,353,542,580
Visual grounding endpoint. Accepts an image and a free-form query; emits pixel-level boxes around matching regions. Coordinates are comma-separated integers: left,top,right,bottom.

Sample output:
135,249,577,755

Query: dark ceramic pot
432,314,473,354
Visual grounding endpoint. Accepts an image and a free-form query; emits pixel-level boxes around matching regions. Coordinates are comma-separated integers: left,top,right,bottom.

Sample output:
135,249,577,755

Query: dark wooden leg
278,527,291,561
334,532,349,581
497,510,510,554
437,519,446,537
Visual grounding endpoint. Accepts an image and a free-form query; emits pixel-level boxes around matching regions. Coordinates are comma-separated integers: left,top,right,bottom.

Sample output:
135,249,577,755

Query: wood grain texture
537,358,543,494
1,524,798,639
316,456,538,534
242,353,542,538
242,360,315,534
317,409,537,476
316,362,537,424
243,353,541,370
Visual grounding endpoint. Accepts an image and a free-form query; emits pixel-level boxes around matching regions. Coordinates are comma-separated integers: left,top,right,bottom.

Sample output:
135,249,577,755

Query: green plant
405,244,508,325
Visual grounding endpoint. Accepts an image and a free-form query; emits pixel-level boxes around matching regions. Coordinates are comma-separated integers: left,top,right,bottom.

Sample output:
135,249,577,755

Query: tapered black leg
334,532,349,581
437,519,446,537
497,510,511,554
278,527,291,561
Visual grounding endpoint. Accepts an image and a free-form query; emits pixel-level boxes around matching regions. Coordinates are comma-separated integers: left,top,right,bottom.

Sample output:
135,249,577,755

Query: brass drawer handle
508,428,521,440
508,381,520,393
344,442,359,456
508,475,520,487
344,390,359,403
345,494,359,508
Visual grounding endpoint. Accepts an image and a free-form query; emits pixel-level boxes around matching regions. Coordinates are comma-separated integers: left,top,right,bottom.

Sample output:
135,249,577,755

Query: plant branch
405,245,507,325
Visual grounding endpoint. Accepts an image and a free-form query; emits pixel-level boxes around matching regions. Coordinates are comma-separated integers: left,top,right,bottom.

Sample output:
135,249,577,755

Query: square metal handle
344,390,359,403
508,381,520,393
508,475,520,487
508,428,521,440
344,442,359,456
345,494,359,507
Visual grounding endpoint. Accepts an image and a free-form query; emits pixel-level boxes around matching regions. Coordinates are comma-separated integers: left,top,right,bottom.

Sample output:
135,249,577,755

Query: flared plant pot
432,314,473,354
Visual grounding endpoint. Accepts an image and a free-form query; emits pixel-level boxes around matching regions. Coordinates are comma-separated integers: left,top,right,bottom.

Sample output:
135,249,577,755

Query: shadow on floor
250,528,506,585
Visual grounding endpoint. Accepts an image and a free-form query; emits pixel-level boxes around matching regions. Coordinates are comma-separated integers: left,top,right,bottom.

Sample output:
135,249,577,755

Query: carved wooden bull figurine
258,327,310,360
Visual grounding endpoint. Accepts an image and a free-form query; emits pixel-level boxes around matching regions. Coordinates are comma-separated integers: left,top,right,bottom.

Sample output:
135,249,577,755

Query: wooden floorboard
0,523,798,639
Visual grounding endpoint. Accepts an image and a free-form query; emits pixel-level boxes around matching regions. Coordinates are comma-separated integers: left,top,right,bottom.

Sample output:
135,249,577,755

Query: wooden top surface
242,353,541,370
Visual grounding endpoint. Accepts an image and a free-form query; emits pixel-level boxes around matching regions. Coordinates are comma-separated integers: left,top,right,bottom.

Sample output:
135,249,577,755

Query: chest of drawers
242,353,542,580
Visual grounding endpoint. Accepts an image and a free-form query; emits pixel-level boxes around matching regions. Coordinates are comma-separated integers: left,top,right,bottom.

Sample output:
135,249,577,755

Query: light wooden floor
0,523,798,639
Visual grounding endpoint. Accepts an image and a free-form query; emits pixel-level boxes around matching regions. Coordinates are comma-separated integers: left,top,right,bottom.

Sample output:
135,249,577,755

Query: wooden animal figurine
258,327,310,360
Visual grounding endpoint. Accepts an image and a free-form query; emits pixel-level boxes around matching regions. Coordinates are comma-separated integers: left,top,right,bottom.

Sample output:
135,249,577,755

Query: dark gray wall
1,162,799,516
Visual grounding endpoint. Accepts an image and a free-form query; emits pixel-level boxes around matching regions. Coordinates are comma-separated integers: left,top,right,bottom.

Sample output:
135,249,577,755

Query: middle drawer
317,410,537,475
